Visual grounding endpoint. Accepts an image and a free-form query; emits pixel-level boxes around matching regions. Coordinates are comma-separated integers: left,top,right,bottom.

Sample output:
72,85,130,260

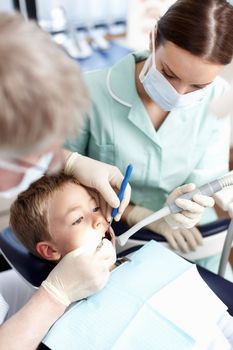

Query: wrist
38,286,67,314
64,151,80,176
126,205,152,226
121,203,134,221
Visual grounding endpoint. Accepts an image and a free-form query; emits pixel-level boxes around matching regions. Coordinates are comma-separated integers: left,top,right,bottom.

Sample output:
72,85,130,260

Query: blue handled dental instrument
109,164,133,226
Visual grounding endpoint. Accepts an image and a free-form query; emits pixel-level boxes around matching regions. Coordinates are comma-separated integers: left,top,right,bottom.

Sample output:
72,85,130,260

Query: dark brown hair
157,0,233,64
10,173,79,257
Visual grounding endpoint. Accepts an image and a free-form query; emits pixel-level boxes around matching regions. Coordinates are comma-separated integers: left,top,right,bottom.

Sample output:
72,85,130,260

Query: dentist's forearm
0,287,66,350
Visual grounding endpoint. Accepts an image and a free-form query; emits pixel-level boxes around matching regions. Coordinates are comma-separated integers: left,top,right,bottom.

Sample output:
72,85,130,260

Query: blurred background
0,0,233,269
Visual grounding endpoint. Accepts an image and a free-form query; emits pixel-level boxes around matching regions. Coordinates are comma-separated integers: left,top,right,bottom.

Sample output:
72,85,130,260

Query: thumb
177,183,196,195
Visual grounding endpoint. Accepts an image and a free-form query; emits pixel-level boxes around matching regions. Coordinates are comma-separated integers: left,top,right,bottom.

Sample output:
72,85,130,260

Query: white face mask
0,152,53,199
139,30,213,111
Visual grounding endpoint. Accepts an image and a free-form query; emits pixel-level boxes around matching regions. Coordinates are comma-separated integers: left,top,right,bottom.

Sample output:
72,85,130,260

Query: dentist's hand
64,152,131,221
41,239,116,306
165,184,215,229
125,205,203,253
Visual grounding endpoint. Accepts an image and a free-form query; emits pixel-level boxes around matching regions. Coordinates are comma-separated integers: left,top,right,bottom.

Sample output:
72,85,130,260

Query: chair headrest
0,227,55,287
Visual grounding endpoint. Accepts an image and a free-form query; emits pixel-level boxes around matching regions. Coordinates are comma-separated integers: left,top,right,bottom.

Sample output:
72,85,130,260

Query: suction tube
117,173,233,246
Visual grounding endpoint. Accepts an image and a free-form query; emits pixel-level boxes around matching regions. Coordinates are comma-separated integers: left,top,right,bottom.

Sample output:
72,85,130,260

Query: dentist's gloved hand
41,239,116,306
214,185,233,218
125,205,203,253
64,152,131,221
165,183,215,229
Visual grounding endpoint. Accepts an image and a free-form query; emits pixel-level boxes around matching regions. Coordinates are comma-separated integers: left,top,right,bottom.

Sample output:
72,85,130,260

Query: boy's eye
93,207,100,213
72,216,84,225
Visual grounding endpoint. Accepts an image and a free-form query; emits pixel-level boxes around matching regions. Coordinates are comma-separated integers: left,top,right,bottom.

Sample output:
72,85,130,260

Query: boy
10,173,116,264
10,173,233,348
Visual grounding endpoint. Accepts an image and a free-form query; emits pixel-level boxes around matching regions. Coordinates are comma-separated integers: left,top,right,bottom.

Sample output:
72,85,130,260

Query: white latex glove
41,238,116,306
214,185,233,218
126,205,203,253
64,152,131,221
165,183,215,229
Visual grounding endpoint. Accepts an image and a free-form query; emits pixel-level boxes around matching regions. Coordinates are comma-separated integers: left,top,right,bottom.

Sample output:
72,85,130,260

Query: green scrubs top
66,51,230,224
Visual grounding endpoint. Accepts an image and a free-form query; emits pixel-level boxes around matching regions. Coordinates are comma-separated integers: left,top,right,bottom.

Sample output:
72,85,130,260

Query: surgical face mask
0,152,53,199
139,30,213,111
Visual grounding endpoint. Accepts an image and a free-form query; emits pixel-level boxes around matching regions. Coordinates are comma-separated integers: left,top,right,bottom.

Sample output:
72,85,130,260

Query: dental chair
0,227,55,289
0,219,233,312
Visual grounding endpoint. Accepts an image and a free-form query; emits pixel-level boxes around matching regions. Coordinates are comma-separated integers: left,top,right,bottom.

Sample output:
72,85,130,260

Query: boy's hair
0,13,89,157
10,173,79,257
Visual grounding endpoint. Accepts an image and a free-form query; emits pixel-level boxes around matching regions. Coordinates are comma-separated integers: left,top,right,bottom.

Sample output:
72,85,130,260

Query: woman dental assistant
65,0,233,275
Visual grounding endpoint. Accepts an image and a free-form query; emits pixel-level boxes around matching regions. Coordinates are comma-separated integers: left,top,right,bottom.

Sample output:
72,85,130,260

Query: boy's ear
36,241,61,261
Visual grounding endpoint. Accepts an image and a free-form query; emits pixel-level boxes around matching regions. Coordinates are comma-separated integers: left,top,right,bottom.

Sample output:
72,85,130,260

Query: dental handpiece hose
117,175,233,246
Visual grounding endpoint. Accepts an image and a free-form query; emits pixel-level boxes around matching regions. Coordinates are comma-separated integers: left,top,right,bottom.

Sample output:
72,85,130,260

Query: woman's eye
192,85,204,90
93,207,100,213
72,216,84,225
162,69,174,79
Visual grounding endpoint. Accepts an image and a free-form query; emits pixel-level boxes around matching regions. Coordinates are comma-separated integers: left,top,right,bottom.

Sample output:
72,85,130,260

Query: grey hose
218,219,233,277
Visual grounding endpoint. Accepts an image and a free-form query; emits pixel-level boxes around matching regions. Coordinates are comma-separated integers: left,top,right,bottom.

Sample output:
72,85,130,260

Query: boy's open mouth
97,226,116,249
104,226,115,247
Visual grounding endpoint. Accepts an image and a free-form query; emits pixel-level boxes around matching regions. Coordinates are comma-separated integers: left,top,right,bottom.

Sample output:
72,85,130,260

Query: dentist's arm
0,239,115,349
63,150,131,221
0,287,66,350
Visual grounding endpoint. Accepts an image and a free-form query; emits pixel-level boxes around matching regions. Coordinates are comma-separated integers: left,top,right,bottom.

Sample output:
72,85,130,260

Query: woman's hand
165,184,215,229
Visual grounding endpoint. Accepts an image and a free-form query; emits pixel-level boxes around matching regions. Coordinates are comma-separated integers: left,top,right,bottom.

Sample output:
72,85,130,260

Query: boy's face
42,183,116,259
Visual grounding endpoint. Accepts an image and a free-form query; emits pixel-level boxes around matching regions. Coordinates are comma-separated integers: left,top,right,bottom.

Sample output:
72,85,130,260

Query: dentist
0,13,130,349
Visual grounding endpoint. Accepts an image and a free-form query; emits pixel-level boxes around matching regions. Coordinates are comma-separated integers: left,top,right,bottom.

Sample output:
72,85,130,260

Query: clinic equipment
117,174,233,246
109,164,133,226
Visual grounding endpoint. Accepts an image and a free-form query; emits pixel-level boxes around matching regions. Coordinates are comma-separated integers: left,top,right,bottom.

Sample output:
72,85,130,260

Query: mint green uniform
66,51,232,278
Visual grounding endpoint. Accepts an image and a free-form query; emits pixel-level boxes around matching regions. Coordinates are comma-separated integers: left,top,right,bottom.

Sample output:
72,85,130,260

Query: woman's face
151,39,223,95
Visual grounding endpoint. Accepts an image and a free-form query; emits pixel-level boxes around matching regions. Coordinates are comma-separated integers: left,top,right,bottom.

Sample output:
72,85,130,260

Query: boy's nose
92,213,106,229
